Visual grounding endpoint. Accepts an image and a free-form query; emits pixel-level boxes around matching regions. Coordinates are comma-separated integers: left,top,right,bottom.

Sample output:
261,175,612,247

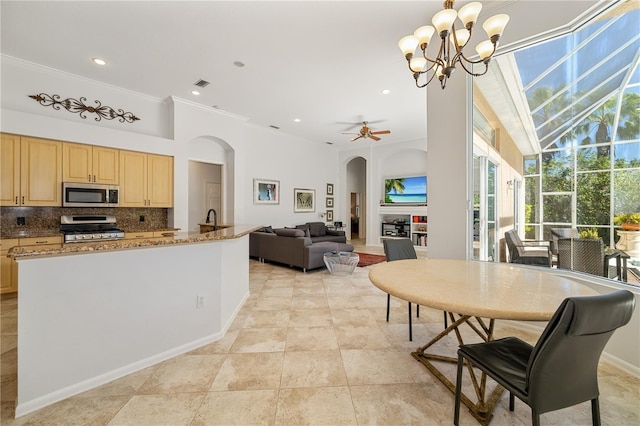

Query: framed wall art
253,178,280,205
294,188,315,212
326,197,334,208
326,210,333,222
326,183,334,195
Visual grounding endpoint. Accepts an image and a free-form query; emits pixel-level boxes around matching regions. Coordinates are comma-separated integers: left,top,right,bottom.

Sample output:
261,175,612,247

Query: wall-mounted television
383,175,427,205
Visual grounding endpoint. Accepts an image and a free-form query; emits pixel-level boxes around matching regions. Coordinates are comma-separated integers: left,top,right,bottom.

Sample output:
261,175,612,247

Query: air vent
194,79,210,88
269,125,280,130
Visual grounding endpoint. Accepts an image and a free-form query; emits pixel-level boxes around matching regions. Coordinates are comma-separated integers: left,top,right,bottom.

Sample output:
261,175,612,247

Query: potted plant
614,212,640,231
579,228,600,239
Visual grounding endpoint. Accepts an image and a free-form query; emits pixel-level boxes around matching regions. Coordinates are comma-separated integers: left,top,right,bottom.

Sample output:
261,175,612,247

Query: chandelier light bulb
476,40,495,60
482,14,510,40
410,57,427,72
413,25,436,47
454,28,470,48
457,2,482,28
398,35,419,58
432,9,458,37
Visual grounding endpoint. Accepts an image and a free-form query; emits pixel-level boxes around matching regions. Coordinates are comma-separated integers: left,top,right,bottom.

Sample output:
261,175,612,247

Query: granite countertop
9,224,264,259
1,230,65,239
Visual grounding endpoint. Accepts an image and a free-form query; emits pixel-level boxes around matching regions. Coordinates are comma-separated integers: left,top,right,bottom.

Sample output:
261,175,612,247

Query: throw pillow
304,228,311,238
308,222,327,237
264,226,275,234
274,228,305,238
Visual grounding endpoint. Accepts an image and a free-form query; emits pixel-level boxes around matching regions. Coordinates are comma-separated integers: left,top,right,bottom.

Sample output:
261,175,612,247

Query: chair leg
408,302,412,341
416,304,419,317
386,294,390,322
454,354,464,426
591,397,601,426
443,311,448,329
531,408,540,426
509,392,514,411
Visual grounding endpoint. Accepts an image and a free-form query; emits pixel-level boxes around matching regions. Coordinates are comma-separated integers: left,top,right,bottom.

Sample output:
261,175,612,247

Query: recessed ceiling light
294,118,301,123
191,90,200,96
91,57,107,66
381,89,391,94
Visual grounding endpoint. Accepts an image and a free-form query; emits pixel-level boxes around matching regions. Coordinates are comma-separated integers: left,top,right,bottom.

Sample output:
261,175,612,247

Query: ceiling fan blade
351,135,363,141
369,135,381,141
341,132,359,135
371,130,391,135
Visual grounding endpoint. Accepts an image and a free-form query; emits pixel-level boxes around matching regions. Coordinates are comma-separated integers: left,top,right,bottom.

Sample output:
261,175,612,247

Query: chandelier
398,0,509,89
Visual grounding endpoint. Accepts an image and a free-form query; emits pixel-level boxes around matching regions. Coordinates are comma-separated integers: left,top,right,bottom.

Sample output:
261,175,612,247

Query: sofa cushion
274,228,305,238
307,222,327,237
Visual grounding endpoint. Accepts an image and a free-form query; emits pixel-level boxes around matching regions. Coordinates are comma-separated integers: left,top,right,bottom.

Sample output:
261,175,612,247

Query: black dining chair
454,290,635,426
382,239,448,341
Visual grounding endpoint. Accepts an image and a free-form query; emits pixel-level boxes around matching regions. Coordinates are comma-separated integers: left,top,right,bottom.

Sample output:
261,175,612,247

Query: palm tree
385,179,406,203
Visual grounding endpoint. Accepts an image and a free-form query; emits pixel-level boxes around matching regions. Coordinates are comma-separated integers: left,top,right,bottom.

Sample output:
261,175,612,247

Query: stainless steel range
60,214,125,243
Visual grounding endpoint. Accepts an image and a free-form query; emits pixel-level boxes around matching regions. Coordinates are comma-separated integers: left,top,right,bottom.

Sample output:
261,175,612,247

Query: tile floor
1,243,639,425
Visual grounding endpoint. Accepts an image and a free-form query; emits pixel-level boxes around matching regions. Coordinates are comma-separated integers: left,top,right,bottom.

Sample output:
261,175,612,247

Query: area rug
355,252,387,267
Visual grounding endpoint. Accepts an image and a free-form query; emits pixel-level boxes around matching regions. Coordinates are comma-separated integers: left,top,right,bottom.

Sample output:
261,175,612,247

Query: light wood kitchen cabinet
1,239,19,294
62,142,119,184
119,150,173,207
1,236,63,294
0,134,62,206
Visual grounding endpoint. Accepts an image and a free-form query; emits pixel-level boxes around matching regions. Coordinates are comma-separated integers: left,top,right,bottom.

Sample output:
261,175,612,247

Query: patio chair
549,227,579,256
454,290,635,426
557,238,621,280
504,230,552,267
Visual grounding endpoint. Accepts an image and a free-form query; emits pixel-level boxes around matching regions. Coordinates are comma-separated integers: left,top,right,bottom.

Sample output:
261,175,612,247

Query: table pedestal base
411,313,504,425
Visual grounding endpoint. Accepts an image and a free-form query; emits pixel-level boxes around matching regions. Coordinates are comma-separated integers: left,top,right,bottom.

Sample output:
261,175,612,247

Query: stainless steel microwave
62,182,119,207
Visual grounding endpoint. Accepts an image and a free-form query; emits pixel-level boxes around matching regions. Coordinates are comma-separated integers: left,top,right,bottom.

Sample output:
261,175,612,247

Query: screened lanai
473,0,639,256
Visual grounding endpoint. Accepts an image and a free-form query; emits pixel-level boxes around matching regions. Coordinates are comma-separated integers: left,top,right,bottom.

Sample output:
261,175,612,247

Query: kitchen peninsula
12,224,262,418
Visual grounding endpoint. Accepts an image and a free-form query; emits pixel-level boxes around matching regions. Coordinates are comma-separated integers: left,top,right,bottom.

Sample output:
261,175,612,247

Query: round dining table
368,258,599,425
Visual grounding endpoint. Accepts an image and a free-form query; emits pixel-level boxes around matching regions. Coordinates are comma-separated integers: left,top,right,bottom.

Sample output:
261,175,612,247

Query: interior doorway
188,161,222,232
346,157,366,242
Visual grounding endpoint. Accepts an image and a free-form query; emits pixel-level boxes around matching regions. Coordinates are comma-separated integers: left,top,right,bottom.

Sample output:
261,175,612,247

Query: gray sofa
250,224,352,272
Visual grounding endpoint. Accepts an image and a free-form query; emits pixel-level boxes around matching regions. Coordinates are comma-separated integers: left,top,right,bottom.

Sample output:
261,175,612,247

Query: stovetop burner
60,215,125,243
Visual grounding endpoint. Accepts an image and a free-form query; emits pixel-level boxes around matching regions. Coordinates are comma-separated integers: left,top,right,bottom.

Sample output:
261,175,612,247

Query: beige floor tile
275,386,357,425
288,308,333,327
280,350,347,388
230,327,287,353
193,389,278,426
292,285,326,296
210,352,284,391
108,393,205,426
326,295,366,309
253,297,292,311
187,330,240,355
285,326,339,351
330,308,378,326
243,310,290,328
334,324,392,349
137,354,224,394
78,364,158,398
341,349,431,385
291,294,329,310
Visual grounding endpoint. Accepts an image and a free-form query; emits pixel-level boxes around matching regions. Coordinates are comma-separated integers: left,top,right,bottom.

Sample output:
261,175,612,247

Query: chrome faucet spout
206,209,218,230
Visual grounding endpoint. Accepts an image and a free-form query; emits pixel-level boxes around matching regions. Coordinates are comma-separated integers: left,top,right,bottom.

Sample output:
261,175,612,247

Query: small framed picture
326,197,333,208
326,210,333,222
294,188,315,212
326,183,334,195
253,178,279,205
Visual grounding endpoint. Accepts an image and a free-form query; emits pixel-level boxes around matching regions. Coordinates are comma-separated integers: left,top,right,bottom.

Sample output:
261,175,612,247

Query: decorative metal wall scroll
28,93,140,123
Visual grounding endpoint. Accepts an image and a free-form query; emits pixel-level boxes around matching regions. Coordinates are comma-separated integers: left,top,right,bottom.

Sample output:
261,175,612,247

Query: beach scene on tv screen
384,176,427,204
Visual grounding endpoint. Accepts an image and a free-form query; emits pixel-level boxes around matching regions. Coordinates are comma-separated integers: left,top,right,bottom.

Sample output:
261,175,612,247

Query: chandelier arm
456,58,489,77
415,68,440,88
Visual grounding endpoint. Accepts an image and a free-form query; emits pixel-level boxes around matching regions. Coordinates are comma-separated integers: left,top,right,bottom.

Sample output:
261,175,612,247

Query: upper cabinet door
20,137,62,206
0,134,21,206
119,150,147,207
92,146,119,184
63,142,92,183
147,154,173,208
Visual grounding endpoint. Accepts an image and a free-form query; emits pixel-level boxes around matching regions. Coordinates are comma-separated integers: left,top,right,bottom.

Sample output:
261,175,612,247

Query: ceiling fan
342,121,391,142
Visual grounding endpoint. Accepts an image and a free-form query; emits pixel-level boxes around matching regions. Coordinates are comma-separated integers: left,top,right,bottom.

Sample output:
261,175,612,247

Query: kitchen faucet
205,209,218,231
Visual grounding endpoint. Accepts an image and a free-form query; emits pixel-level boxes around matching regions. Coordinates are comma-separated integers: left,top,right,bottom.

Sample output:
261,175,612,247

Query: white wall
1,57,339,230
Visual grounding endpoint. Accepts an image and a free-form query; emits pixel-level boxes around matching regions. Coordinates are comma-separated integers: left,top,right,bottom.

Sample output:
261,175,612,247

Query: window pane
525,176,540,223
613,169,640,215
614,142,640,168
576,146,610,171
524,155,539,175
542,150,573,192
576,171,610,225
543,194,572,223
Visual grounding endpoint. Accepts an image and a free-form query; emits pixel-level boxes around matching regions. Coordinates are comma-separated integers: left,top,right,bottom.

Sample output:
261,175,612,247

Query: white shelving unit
378,206,427,249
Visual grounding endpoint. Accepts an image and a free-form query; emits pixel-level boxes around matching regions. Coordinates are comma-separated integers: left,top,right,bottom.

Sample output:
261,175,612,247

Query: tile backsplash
0,207,169,235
